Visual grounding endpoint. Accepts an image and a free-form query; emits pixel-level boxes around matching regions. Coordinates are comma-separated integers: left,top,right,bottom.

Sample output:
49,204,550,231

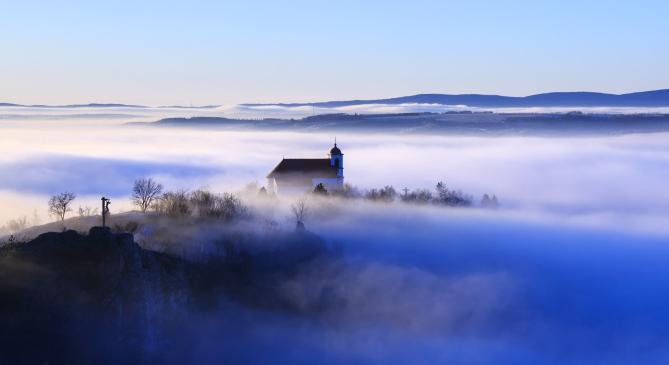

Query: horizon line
2,88,669,109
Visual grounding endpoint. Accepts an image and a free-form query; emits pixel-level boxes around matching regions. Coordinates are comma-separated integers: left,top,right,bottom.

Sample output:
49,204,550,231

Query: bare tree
48,192,76,222
78,205,99,217
401,188,433,204
291,198,308,229
132,178,163,212
153,190,191,218
31,209,41,226
189,189,248,221
365,185,396,202
6,216,28,233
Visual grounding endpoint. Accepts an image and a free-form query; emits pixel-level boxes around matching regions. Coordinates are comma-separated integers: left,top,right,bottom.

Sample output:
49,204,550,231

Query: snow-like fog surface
179,202,669,364
1,114,668,235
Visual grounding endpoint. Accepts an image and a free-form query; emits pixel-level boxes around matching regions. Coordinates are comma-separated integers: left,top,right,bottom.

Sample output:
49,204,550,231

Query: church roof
267,158,337,178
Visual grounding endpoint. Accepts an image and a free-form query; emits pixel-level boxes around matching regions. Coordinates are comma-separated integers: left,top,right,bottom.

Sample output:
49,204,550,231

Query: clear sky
1,0,668,105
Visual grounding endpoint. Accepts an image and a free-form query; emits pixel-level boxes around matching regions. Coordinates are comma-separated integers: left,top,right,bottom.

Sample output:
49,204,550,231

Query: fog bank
2,111,669,363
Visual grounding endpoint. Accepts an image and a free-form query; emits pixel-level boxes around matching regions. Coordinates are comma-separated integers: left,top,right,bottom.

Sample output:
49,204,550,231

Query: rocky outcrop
0,227,192,364
0,226,330,364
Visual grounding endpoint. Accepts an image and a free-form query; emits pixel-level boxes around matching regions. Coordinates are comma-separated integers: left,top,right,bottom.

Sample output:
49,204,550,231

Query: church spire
329,139,342,156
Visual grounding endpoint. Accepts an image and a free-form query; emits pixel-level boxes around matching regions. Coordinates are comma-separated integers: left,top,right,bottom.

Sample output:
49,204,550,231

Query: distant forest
138,111,669,135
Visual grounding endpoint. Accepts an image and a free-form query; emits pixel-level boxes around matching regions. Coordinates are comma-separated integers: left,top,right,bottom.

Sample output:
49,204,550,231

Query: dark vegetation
1,173,496,241
2,178,495,238
140,112,669,135
152,188,249,221
321,181,494,208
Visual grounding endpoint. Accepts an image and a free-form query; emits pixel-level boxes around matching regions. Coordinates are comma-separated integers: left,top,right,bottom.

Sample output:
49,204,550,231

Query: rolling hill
243,89,669,108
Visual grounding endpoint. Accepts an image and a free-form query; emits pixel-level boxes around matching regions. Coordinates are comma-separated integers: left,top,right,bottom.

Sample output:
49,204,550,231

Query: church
267,142,344,194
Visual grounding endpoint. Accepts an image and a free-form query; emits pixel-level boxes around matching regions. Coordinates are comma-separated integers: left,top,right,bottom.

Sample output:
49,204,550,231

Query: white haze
174,197,669,364
1,109,669,236
2,107,669,363
219,103,669,118
3,103,669,123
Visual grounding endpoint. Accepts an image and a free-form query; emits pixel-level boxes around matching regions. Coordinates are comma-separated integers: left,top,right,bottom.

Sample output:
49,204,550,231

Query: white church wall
312,177,344,192
329,155,344,177
266,178,278,194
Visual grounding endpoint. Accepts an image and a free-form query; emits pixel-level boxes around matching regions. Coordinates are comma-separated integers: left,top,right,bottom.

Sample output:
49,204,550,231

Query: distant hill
243,89,669,108
139,111,669,136
5,89,669,109
0,102,219,109
0,102,146,108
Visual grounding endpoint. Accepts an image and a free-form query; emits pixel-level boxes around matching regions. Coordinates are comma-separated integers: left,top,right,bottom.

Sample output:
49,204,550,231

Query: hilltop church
267,142,344,194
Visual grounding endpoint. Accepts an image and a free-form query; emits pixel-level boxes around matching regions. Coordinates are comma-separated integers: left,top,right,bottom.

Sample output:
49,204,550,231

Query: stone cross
101,197,111,227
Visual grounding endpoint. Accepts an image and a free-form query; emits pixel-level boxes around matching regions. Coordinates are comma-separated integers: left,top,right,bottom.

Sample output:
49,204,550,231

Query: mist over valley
2,103,669,363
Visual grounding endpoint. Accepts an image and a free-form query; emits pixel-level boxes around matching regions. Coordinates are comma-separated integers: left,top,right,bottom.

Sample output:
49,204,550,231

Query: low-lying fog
2,110,668,235
2,107,669,363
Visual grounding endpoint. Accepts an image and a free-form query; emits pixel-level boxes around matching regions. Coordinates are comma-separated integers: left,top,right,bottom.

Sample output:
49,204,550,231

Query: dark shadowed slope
0,226,329,364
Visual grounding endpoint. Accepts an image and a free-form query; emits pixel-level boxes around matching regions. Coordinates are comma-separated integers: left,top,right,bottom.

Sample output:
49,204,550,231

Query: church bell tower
329,139,344,178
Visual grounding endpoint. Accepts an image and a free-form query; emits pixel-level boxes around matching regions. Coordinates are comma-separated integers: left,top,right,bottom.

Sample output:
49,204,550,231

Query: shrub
78,206,99,217
401,189,433,204
112,221,141,234
154,189,249,222
212,193,248,222
434,181,472,207
154,190,191,218
190,189,218,217
365,185,397,202
6,216,28,233
313,183,328,195
480,194,500,209
329,183,361,198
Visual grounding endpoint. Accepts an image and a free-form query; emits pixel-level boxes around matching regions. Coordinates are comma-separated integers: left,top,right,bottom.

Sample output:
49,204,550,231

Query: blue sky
1,0,668,105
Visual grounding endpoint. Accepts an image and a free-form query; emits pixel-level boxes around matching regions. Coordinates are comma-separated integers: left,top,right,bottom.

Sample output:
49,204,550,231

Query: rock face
0,227,191,364
0,226,329,364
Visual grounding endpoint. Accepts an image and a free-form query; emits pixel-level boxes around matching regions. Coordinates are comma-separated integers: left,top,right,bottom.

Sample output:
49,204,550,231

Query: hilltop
244,89,669,108
139,111,669,135
0,222,329,363
4,89,669,110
